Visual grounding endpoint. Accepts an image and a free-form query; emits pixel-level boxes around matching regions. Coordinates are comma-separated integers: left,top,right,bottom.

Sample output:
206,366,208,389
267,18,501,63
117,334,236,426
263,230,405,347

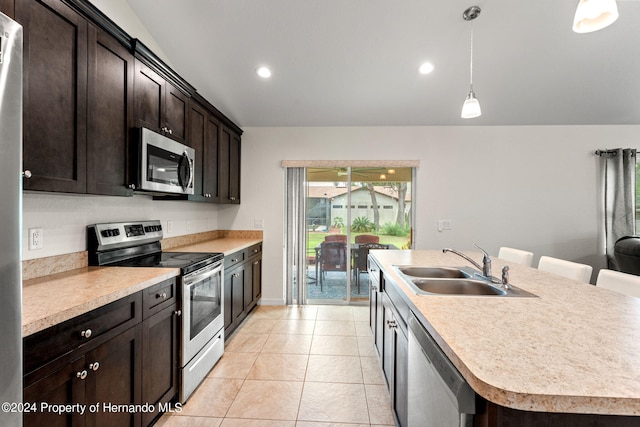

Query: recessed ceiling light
256,66,272,78
419,62,434,75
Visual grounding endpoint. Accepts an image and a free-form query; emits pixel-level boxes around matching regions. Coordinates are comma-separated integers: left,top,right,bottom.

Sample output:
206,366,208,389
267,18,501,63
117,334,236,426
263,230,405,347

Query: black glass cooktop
114,251,223,276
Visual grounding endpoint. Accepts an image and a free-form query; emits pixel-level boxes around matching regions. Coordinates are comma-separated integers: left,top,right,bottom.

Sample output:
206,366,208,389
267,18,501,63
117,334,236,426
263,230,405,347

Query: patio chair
324,234,347,242
353,243,389,293
355,234,379,244
318,241,348,290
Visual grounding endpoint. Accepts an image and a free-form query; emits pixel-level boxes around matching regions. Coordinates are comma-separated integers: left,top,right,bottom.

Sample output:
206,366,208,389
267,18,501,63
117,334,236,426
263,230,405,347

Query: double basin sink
394,266,537,298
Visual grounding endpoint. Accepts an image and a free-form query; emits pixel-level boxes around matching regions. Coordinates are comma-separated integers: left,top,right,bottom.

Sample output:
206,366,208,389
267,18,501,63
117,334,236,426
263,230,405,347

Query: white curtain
284,167,307,305
602,148,637,269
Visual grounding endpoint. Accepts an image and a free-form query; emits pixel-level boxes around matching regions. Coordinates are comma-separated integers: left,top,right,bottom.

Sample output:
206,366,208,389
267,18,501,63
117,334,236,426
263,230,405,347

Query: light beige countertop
22,267,179,337
371,249,640,416
170,237,262,255
22,236,262,338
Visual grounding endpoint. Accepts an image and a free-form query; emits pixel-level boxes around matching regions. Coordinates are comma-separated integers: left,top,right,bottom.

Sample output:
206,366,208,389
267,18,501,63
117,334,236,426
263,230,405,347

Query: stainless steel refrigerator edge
0,11,23,427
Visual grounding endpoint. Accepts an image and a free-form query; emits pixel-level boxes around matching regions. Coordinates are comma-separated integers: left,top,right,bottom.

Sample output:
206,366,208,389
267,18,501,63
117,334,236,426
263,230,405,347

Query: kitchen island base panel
476,402,640,427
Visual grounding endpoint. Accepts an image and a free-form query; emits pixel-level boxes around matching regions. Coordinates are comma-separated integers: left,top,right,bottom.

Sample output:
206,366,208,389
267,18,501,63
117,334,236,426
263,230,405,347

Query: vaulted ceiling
126,0,640,127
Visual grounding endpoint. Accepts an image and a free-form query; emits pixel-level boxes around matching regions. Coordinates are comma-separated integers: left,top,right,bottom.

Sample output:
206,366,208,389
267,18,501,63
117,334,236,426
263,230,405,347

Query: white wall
90,0,173,66
22,193,220,260
219,125,640,304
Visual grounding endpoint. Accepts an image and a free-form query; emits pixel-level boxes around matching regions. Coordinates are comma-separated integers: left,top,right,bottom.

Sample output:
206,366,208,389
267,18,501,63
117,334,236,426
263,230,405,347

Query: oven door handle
183,262,223,287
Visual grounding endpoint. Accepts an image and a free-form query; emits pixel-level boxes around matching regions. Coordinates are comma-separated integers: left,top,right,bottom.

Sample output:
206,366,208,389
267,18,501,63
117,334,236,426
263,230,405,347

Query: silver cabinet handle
386,320,397,329
253,261,259,265
174,310,182,316
81,329,92,338
76,370,88,380
156,292,167,299
128,184,135,189
89,362,100,371
231,259,238,262
168,129,173,135
22,170,32,178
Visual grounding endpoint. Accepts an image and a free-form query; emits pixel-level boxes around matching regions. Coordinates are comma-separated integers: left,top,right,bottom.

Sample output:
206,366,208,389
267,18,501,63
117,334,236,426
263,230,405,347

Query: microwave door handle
179,150,194,191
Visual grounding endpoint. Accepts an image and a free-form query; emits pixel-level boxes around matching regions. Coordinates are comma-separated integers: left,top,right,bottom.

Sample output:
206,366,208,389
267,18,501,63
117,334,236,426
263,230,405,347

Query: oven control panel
88,220,164,251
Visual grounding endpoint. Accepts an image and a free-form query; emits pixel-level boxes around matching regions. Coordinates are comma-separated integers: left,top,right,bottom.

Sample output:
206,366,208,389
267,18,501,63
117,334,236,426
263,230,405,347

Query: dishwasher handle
408,312,476,415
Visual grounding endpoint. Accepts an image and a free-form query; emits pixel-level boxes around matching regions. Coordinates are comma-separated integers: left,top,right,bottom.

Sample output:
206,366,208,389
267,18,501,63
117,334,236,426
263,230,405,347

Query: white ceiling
125,0,640,127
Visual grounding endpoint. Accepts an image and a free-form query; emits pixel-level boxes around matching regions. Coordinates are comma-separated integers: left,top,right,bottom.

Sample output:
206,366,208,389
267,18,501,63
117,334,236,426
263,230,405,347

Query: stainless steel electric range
87,220,224,403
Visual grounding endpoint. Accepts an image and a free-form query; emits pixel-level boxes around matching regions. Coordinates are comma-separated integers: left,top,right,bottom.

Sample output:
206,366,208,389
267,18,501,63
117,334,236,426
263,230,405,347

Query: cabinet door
164,83,188,143
134,60,165,132
87,26,134,196
0,0,14,18
187,102,206,200
84,326,142,427
203,114,220,201
218,127,230,203
218,126,241,204
382,296,395,390
24,356,86,427
223,269,233,331
18,0,88,193
251,256,262,303
186,103,220,202
141,307,179,427
228,132,241,203
231,266,246,324
395,325,409,427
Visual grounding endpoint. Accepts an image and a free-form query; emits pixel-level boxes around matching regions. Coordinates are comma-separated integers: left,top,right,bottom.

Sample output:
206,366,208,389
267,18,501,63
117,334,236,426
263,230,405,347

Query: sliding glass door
301,166,413,304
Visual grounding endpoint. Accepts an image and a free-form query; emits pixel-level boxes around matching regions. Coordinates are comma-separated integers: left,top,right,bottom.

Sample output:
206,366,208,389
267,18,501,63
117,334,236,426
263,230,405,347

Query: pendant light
461,6,481,119
573,0,619,33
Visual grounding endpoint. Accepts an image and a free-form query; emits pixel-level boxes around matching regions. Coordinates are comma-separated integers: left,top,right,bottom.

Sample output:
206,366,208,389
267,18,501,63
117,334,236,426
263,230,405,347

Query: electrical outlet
254,218,264,229
167,221,173,235
29,227,43,250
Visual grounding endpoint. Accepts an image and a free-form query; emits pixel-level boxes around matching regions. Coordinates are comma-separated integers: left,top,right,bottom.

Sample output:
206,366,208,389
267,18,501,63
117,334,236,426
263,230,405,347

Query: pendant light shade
461,6,481,119
461,90,481,119
573,0,619,33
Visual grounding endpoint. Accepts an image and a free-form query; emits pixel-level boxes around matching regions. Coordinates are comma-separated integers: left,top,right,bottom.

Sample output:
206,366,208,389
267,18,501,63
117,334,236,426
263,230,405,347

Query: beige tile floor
155,305,396,427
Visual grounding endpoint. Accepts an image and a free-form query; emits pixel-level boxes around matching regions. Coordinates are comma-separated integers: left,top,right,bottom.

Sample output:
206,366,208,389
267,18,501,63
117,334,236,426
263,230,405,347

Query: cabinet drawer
24,292,142,375
224,249,246,270
248,243,262,258
143,277,177,318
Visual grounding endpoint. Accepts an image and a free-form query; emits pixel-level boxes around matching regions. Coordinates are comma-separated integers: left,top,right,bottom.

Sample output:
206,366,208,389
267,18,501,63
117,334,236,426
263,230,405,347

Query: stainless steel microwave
133,127,195,195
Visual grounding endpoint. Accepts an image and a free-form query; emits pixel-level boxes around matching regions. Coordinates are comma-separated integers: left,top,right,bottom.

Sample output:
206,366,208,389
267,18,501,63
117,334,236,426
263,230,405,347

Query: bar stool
537,256,593,283
497,247,534,267
596,269,640,297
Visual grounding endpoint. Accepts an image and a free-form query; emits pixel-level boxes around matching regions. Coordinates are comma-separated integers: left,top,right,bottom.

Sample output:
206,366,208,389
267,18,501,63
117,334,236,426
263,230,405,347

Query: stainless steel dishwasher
408,312,475,427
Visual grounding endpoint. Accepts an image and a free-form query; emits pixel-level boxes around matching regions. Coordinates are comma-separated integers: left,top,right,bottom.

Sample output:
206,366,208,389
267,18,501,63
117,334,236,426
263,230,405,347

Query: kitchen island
370,249,640,425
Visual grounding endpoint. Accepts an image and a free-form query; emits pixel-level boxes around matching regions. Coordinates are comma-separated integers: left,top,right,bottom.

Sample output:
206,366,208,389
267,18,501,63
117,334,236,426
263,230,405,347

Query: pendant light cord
469,24,474,91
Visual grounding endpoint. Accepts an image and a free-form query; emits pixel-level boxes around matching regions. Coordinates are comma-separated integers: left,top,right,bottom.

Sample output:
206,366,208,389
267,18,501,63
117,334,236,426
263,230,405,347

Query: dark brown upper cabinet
219,126,241,204
134,59,188,144
87,26,135,196
183,99,220,202
0,0,14,17
18,0,88,194
17,0,241,201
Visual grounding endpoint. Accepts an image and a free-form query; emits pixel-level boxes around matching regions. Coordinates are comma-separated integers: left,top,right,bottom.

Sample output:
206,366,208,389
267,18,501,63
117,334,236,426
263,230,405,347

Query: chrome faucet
442,244,492,278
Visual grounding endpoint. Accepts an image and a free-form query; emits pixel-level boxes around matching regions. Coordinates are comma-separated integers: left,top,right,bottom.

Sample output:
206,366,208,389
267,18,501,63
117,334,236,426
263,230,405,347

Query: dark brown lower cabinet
24,356,86,427
24,278,178,427
141,305,180,427
84,326,142,427
224,244,262,337
381,293,408,427
24,327,142,427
